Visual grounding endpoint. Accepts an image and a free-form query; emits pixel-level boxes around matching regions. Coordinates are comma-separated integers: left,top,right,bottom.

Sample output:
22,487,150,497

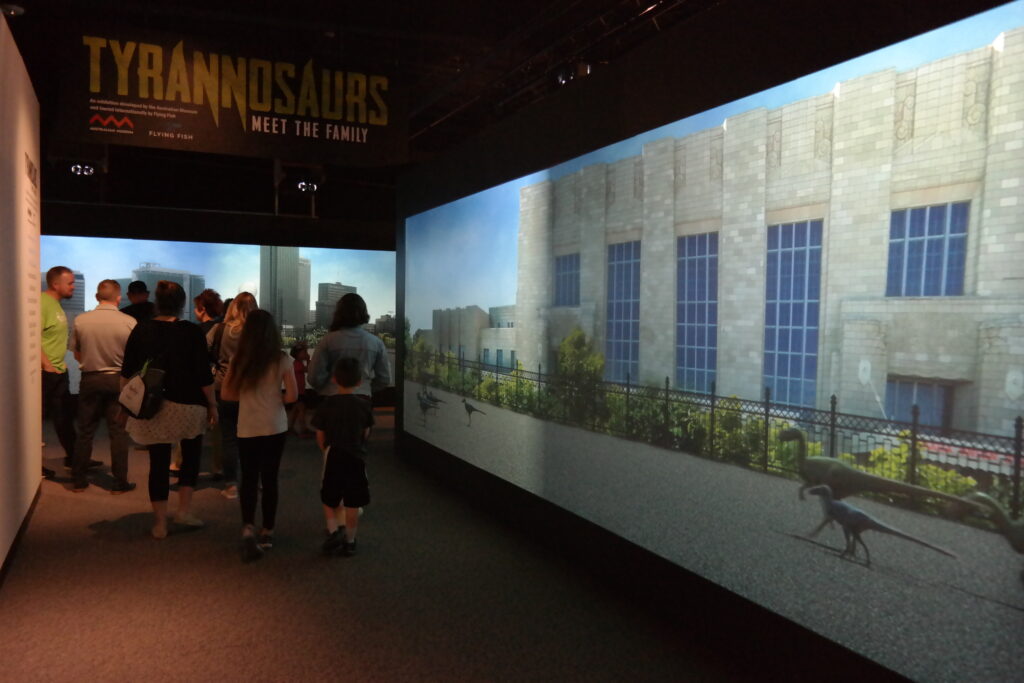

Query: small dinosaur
805,484,957,566
963,492,1024,554
416,391,439,425
425,389,445,405
778,428,982,514
462,398,486,426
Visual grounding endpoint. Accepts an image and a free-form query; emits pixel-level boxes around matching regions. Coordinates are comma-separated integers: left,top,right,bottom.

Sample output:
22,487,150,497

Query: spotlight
0,4,25,17
69,163,95,176
297,180,318,193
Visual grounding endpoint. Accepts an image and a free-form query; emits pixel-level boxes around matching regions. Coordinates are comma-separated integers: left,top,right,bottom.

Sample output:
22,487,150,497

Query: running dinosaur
778,427,982,513
805,484,957,566
963,492,1024,584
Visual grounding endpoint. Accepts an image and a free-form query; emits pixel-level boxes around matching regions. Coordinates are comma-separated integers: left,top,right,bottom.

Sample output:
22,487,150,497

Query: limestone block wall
513,29,1023,431
639,138,677,385
978,27,1024,299
479,327,516,365
716,108,768,399
516,181,554,372
978,320,1024,435
836,318,890,421
674,129,723,223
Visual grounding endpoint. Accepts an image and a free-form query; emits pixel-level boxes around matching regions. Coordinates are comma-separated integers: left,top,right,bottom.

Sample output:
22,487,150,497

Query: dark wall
398,0,1006,217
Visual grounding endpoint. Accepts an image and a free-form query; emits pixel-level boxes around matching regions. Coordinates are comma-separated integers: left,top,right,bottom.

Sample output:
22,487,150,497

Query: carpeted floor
0,408,758,682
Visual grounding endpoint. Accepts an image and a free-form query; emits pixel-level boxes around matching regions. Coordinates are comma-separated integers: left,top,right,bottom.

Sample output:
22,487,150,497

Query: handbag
119,358,166,419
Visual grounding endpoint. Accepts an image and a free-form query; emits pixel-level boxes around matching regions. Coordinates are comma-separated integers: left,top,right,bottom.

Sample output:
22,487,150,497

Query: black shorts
320,447,369,509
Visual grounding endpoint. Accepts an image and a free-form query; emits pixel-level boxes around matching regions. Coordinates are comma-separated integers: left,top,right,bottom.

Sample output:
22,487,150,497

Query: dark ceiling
6,0,726,224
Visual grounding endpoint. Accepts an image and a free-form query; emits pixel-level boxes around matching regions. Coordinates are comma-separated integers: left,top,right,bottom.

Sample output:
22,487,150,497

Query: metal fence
407,350,1023,519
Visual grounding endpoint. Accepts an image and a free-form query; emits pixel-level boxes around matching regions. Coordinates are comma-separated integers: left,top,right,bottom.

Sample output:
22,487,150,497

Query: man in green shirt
41,266,80,479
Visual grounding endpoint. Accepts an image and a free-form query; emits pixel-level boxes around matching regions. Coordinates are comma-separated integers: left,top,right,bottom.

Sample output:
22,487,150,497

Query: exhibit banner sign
56,27,406,165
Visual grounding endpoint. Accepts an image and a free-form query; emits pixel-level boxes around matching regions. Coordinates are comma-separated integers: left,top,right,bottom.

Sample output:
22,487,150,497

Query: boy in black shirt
312,358,374,556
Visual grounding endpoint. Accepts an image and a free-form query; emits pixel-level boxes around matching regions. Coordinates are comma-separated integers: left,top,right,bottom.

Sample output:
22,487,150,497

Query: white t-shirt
237,353,292,438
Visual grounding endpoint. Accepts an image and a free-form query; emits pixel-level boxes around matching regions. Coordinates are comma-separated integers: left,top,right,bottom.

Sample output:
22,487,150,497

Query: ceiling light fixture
69,163,95,176
297,180,318,193
0,4,25,17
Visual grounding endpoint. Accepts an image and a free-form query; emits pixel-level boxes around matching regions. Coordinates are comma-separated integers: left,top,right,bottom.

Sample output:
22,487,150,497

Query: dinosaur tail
875,523,957,559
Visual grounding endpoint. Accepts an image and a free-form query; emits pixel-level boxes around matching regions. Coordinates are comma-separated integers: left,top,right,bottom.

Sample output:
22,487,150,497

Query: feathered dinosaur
778,428,983,513
805,484,957,566
425,388,445,405
964,492,1024,584
416,391,439,425
462,398,486,426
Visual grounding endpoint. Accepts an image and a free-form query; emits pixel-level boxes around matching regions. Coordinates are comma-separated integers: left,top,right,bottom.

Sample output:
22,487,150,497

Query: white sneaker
173,513,204,527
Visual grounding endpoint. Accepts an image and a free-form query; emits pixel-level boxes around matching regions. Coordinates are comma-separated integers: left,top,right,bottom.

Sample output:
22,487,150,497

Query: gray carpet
0,409,750,682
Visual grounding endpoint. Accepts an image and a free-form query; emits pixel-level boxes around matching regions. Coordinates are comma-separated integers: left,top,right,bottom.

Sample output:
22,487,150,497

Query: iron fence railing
407,351,1023,519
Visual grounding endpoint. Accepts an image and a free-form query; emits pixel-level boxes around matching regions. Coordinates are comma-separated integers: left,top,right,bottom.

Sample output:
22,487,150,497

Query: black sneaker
242,535,263,563
110,481,137,495
257,533,274,550
42,466,55,479
340,539,357,557
71,479,89,492
322,528,345,555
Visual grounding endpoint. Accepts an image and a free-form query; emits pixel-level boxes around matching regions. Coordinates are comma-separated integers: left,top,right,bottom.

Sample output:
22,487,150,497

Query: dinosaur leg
840,527,854,558
806,516,831,539
855,533,871,567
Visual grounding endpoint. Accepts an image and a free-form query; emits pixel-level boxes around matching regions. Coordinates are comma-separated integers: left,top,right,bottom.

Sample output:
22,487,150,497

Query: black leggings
238,432,286,530
148,436,202,502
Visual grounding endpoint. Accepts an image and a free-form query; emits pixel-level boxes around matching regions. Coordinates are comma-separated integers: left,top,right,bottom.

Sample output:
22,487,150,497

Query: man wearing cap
120,280,155,322
69,280,137,493
40,266,79,478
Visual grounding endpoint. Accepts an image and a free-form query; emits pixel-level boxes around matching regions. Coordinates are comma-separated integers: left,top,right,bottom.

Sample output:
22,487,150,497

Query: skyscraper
315,282,357,328
298,257,311,330
260,246,303,329
132,263,204,322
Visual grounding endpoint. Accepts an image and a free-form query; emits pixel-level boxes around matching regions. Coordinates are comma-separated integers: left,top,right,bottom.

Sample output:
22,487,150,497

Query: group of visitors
40,266,392,561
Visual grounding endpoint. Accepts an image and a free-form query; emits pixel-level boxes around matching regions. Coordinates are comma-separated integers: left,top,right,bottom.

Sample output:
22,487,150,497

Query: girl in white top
221,309,298,562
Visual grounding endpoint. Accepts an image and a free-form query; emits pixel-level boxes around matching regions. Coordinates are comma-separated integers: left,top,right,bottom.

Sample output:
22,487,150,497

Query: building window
554,253,581,307
483,348,490,366
885,379,953,428
509,350,516,371
496,349,504,368
676,233,717,393
764,220,822,407
886,201,968,297
606,241,641,382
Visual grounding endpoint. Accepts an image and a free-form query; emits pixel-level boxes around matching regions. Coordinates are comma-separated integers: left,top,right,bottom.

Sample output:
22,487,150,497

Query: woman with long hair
121,281,217,539
207,291,257,498
309,293,392,402
221,309,297,562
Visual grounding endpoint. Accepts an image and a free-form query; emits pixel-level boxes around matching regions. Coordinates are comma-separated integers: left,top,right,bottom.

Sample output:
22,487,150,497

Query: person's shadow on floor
88,514,208,542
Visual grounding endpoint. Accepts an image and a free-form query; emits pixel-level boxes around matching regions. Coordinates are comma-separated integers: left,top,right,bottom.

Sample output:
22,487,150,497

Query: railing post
1013,415,1022,520
664,377,671,446
625,372,632,438
763,386,771,472
908,404,920,487
829,394,838,459
708,381,717,460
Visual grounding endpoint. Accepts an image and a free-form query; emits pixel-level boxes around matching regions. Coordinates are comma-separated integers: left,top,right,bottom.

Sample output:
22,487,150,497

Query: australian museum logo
88,113,135,134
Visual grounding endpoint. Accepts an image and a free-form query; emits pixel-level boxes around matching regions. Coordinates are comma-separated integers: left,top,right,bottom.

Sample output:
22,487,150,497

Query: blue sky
41,235,396,322
404,1,1023,331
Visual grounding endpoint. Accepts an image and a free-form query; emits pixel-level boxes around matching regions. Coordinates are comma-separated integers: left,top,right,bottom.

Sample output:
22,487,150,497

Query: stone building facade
515,28,1024,435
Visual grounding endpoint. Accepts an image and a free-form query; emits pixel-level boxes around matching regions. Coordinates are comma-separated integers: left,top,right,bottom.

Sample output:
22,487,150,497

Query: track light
69,163,95,176
297,180,318,193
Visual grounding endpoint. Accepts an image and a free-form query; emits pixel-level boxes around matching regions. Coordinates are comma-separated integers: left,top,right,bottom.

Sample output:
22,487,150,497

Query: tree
552,327,605,424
